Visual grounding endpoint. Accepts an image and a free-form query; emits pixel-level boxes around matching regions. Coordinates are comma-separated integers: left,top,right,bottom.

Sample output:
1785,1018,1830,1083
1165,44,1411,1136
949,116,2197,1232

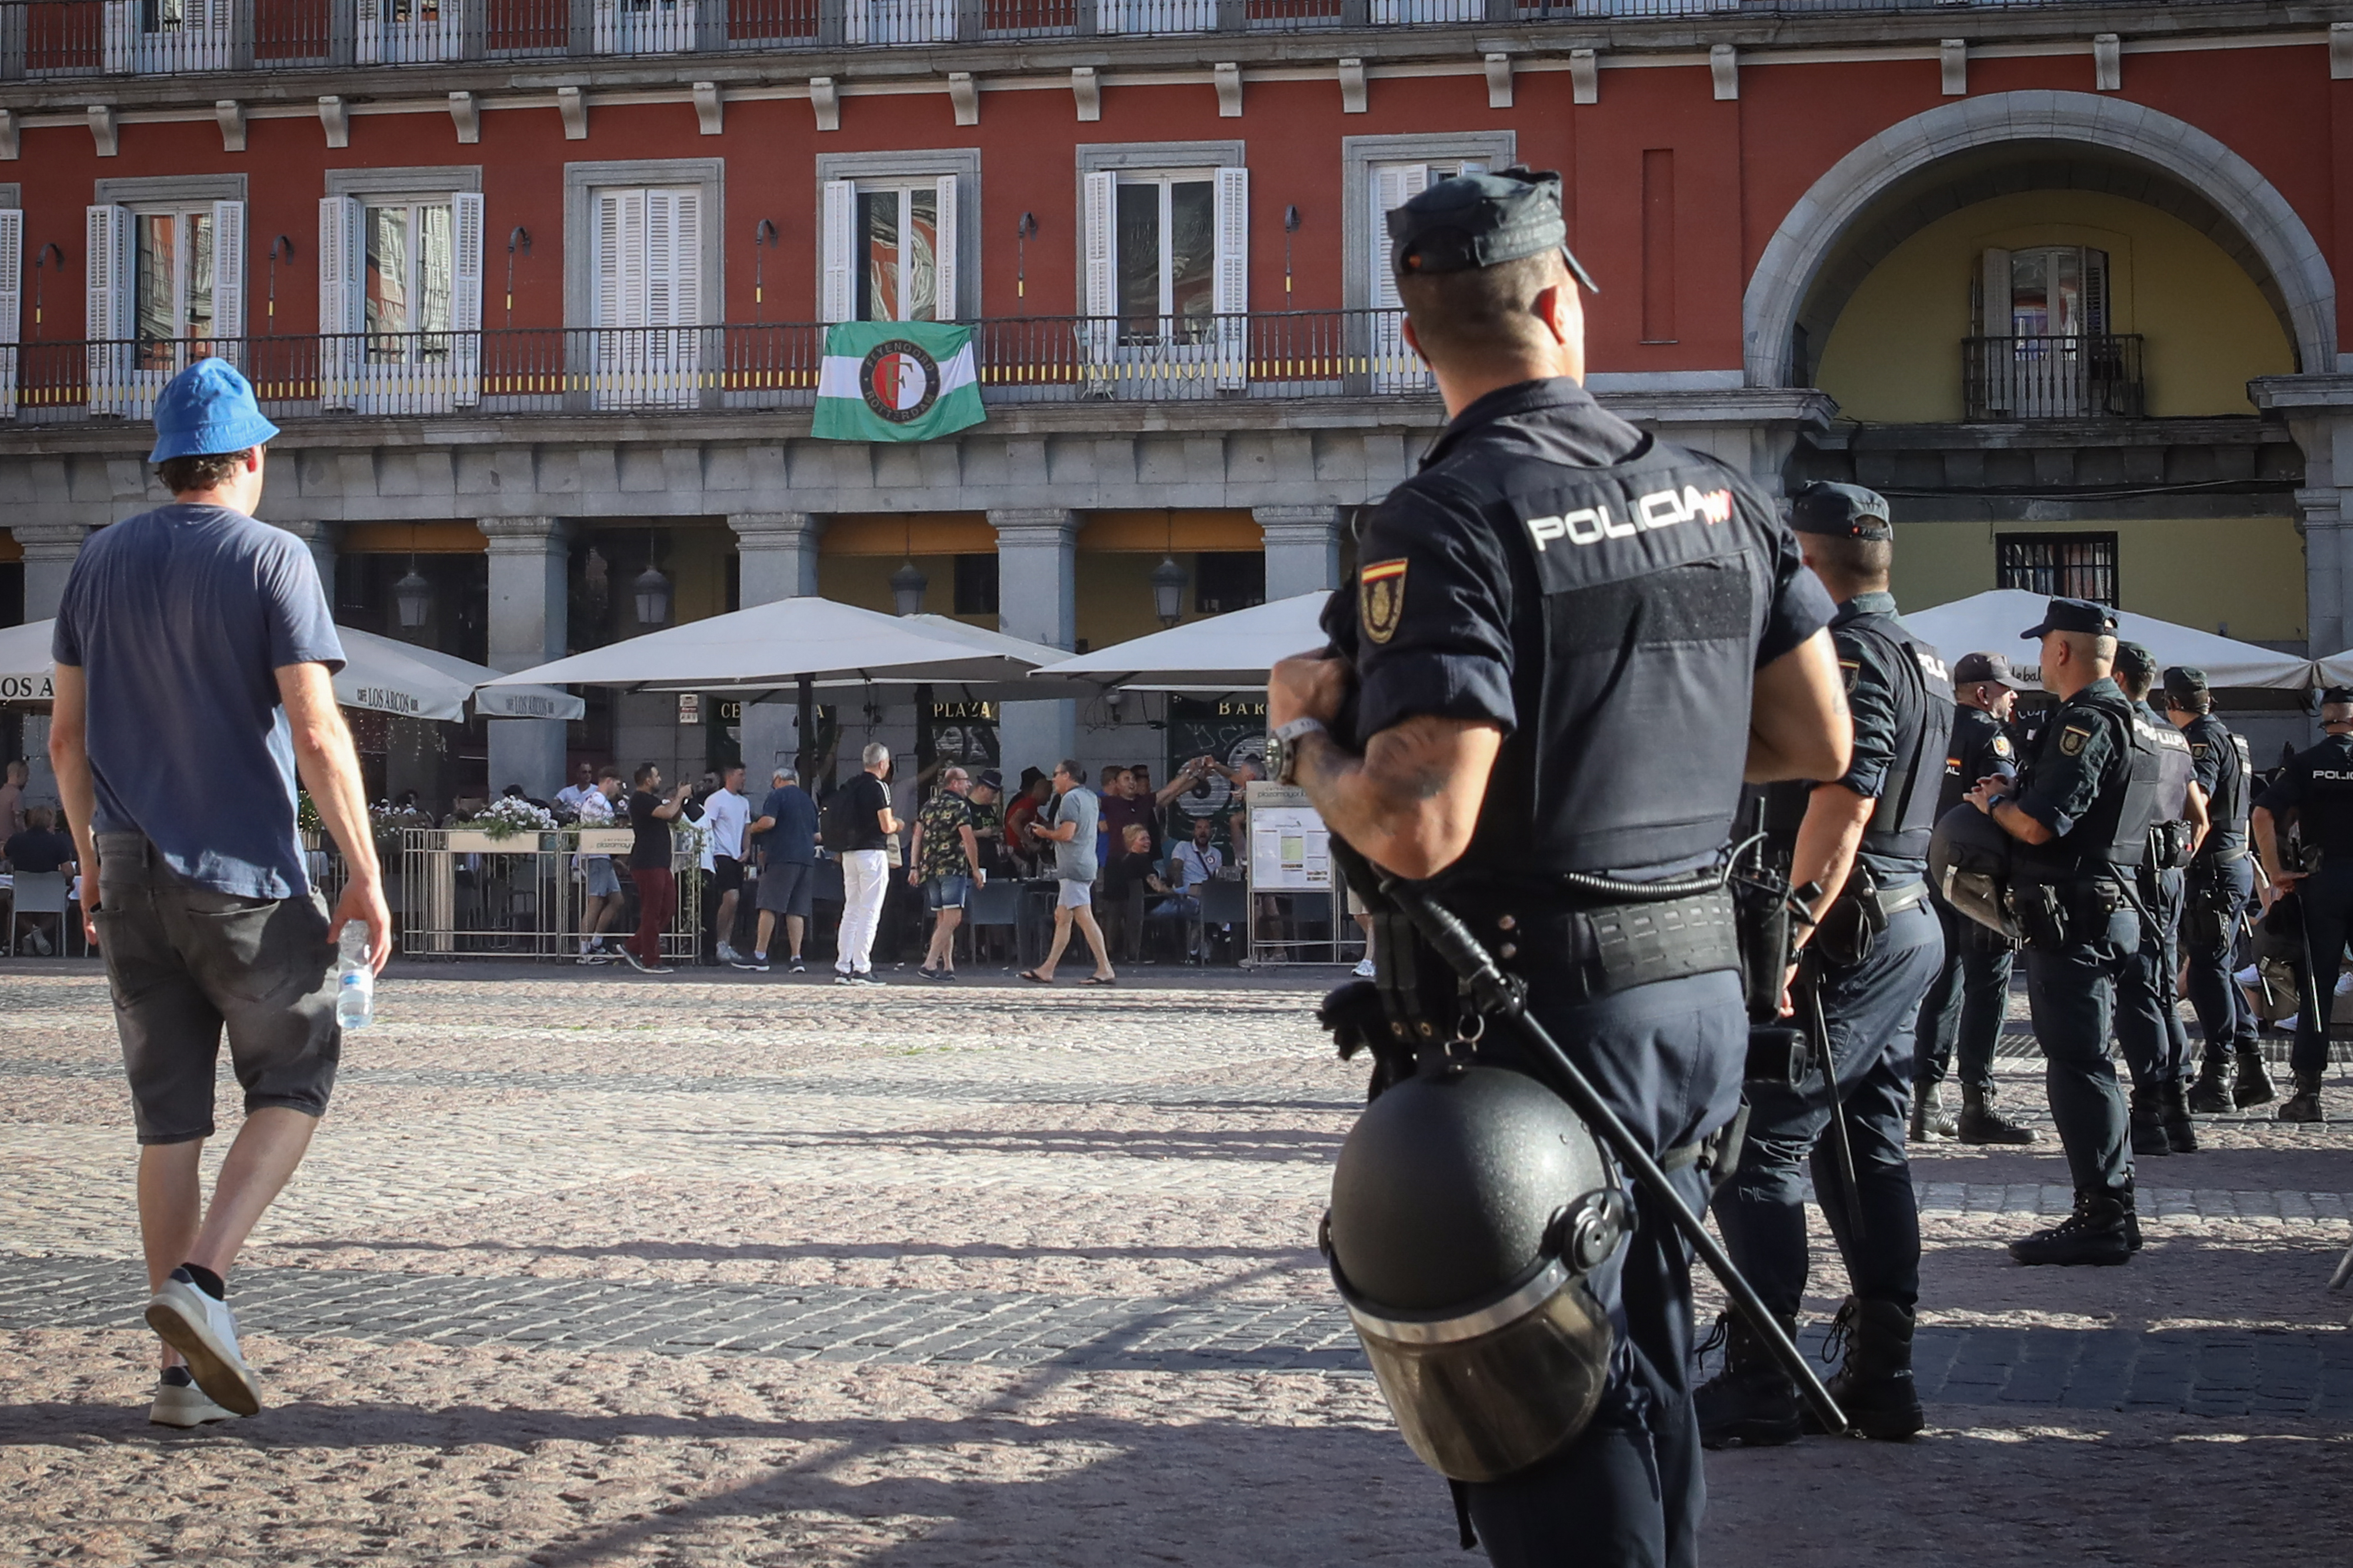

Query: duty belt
1482,886,1742,1003
1846,877,1928,923
2194,846,2247,866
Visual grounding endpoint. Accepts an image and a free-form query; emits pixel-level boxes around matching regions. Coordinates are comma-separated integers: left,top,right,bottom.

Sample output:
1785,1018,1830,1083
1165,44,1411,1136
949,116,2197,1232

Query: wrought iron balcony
1962,333,2145,422
0,312,1439,424
0,0,2278,79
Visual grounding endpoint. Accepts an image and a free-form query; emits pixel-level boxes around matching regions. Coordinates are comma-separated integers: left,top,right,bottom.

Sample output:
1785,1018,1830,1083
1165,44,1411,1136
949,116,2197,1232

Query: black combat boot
2185,1056,2233,1114
2277,1070,2325,1123
1694,1312,1803,1449
1908,1082,1958,1143
1956,1083,2038,1145
2127,1087,2171,1156
2158,1080,2199,1153
2009,1192,2134,1266
1804,1297,1924,1441
2232,1047,2277,1109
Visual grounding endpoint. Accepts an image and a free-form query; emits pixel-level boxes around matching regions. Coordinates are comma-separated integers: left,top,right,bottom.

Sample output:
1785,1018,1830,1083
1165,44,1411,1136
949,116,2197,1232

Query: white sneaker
28,928,51,956
149,1367,241,1428
1354,958,1377,979
718,943,738,963
144,1272,261,1416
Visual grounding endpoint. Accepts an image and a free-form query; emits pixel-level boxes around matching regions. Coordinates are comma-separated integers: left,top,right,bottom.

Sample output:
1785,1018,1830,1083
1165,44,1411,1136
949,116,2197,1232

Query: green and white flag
812,320,984,442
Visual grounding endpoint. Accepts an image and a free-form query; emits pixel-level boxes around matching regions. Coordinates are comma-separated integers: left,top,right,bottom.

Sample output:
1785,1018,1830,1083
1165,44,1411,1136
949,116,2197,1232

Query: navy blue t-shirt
758,784,818,865
52,503,344,899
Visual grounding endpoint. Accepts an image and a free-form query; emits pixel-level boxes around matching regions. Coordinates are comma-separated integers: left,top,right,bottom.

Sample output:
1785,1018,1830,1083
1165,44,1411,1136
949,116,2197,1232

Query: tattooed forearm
1289,717,1504,880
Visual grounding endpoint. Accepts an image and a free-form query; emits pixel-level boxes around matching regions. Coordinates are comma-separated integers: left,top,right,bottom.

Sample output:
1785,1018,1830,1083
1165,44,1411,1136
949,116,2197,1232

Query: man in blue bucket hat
48,357,391,1427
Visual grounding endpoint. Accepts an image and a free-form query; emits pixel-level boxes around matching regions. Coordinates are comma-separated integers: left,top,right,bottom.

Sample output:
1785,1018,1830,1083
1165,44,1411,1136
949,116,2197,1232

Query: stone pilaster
989,508,1081,775
478,517,572,798
1252,505,1345,600
728,512,825,779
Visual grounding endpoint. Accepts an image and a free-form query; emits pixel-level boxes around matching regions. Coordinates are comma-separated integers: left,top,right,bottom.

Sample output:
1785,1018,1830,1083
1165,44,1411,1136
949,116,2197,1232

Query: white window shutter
1370,163,1427,312
820,180,855,324
86,204,131,415
646,191,677,329
318,195,362,409
594,190,627,328
671,189,702,326
932,173,959,323
102,0,132,73
1212,165,1249,389
0,209,21,421
592,0,618,53
1979,248,2012,338
355,0,382,64
450,191,484,406
210,200,246,358
2084,248,2109,337
1082,171,1116,319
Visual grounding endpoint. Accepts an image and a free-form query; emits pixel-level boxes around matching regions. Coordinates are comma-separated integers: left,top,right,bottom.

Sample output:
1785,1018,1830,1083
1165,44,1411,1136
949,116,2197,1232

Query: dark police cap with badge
1788,481,1892,542
2162,666,2209,700
1954,652,2022,691
2020,597,2117,639
2324,686,2353,706
1387,168,1599,291
2113,640,2156,685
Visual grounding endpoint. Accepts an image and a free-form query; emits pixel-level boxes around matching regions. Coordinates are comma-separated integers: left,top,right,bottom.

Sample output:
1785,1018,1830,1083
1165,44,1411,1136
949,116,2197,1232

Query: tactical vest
2184,713,2251,859
2289,733,2353,859
2014,687,2165,883
1759,606,1952,870
1936,705,2011,821
2146,710,2194,825
1449,439,1781,881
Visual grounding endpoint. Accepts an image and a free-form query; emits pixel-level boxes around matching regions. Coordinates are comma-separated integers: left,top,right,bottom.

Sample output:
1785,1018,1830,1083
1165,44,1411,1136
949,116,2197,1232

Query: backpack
821,783,858,850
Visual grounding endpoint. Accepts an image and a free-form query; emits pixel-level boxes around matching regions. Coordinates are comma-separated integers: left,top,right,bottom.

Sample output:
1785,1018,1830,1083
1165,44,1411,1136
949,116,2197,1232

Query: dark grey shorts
92,833,340,1146
757,859,814,918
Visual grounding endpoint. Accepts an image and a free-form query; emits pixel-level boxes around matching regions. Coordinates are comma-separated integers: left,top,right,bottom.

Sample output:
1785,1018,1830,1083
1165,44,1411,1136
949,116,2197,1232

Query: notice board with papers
1244,782,1332,892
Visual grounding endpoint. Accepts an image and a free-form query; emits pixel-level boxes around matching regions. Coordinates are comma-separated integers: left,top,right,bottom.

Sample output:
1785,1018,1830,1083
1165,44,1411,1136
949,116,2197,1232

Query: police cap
2162,666,2209,700
2113,641,2157,683
2020,598,2117,639
2324,687,2353,706
1387,168,1599,292
1789,481,1892,542
1953,652,2022,690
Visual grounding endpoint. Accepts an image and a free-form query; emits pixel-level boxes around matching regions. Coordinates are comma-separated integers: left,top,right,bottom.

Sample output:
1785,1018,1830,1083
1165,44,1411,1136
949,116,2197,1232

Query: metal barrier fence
0,0,2280,79
396,829,701,961
4,313,1438,423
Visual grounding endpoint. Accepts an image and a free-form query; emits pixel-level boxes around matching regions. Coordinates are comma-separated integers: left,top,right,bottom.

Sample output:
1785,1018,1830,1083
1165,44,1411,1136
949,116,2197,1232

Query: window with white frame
318,189,481,411
1365,158,1485,392
0,208,20,421
822,176,959,324
85,197,245,412
1080,162,1247,387
590,185,705,408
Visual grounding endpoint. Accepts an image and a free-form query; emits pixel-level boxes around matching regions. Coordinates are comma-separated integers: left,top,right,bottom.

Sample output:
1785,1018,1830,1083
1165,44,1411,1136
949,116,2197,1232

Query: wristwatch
1268,718,1328,786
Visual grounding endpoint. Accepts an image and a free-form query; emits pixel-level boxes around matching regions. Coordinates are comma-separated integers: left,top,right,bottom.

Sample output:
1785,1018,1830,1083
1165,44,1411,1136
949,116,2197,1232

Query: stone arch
1744,91,2335,388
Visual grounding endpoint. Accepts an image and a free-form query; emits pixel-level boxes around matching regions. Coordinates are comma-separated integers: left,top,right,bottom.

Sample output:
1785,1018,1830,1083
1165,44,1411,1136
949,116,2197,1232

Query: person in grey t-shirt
1020,758,1116,985
48,358,390,1431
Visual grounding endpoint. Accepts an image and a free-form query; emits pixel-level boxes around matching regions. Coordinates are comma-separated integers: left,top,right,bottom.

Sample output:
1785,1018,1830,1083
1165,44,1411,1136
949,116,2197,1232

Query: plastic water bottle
335,925,374,1030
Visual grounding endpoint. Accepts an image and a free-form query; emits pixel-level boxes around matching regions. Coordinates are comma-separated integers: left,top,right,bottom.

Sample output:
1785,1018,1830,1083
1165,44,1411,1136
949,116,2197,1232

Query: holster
2147,820,2197,872
2181,870,2240,952
2014,878,2125,955
1810,873,1927,969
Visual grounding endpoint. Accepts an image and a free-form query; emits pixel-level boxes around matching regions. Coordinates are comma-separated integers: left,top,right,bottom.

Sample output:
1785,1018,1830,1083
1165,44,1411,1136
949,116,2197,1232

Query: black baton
1379,876,1851,1439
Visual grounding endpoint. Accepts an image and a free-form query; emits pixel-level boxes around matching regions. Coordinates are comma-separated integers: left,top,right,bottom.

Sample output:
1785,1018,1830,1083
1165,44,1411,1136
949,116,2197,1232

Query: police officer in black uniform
1967,599,2163,1265
1911,651,2038,1146
1698,482,1949,1448
2251,687,2353,1123
2167,667,2272,1112
1267,168,1849,1566
2112,642,2207,1156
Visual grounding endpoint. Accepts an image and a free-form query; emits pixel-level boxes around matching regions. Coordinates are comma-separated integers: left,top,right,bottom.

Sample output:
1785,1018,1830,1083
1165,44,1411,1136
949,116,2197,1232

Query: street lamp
890,558,928,617
1150,555,1187,628
634,530,672,626
392,561,432,629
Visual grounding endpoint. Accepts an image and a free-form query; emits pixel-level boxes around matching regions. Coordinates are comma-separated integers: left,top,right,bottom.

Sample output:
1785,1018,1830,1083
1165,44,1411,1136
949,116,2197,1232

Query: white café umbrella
1034,591,1332,689
0,618,582,721
2304,648,2353,688
488,598,1077,693
630,613,1093,702
1903,589,2315,691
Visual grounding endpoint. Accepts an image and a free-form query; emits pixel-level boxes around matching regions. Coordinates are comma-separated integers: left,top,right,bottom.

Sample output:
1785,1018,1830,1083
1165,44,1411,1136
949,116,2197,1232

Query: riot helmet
1324,1064,1627,1483
1929,802,2019,941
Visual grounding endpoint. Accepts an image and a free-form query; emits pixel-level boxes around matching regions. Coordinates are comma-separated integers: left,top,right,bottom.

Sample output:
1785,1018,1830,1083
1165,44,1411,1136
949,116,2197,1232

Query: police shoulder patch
2059,723,2092,758
1993,735,2014,758
1360,558,1408,645
2191,742,2211,758
1839,659,1861,695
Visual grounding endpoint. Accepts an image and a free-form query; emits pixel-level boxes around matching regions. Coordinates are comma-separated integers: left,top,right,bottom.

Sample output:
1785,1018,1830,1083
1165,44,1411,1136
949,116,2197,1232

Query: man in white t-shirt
552,761,596,820
574,769,624,963
703,763,754,963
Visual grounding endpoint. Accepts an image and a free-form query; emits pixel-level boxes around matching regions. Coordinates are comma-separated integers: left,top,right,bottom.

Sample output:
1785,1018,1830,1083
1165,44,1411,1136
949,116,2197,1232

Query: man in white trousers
834,742,898,986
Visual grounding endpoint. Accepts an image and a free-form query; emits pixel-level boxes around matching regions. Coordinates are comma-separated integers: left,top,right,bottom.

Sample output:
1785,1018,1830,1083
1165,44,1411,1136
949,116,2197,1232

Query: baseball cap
1952,652,2022,690
2020,598,2117,639
1387,168,1599,292
2324,687,2353,706
1789,481,1892,542
148,356,281,463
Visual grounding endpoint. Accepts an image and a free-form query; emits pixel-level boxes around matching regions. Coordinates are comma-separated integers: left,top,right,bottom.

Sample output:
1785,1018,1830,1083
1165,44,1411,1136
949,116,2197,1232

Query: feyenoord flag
811,320,985,442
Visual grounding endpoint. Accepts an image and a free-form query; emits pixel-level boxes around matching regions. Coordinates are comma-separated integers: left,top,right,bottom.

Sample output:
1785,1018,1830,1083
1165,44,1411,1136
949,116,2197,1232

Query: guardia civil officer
1966,599,2163,1265
2112,642,2207,1156
1698,482,1949,1448
1268,169,1849,1567
2250,687,2353,1123
2167,668,2272,1112
1910,652,2038,1146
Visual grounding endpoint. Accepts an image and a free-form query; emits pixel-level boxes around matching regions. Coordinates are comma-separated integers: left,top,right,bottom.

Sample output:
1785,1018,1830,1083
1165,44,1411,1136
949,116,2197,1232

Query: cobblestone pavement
2,961,2349,1566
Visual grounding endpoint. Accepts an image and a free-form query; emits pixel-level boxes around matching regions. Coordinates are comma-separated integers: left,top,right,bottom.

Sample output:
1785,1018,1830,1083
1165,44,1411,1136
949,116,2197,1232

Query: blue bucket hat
148,357,281,463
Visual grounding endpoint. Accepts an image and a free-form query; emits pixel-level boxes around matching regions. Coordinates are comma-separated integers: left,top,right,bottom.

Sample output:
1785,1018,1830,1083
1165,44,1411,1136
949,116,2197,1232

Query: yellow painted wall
816,553,994,629
1891,516,2305,642
1816,191,2295,421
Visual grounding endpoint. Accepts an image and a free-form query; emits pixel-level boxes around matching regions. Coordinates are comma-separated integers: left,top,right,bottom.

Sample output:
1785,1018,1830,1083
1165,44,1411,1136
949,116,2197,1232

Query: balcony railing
0,0,2278,78
0,312,1437,425
1963,334,2145,421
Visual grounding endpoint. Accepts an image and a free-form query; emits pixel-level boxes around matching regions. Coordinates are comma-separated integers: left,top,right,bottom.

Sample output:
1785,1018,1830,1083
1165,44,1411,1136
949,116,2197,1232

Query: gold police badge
2059,723,2092,758
1361,558,1408,644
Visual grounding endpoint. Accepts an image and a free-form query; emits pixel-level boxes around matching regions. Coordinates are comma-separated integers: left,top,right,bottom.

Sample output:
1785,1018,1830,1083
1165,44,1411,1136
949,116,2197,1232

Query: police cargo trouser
2182,855,2257,1067
1912,893,2012,1097
2017,881,2139,1200
2116,866,2190,1092
1463,969,1745,1568
1718,897,1942,1324
2290,858,2353,1079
